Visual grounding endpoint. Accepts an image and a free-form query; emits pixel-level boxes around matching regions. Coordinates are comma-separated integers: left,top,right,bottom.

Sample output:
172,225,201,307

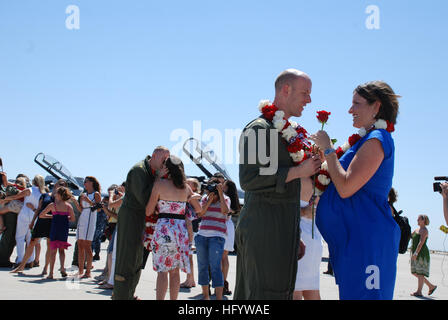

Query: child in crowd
39,187,75,279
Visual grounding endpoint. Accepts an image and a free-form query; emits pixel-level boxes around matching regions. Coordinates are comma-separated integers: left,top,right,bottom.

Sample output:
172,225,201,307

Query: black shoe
25,262,33,269
93,254,100,261
223,281,232,296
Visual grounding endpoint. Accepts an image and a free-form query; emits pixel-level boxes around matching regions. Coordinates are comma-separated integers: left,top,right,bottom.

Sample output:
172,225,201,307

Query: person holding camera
76,176,102,278
195,179,231,300
441,183,448,226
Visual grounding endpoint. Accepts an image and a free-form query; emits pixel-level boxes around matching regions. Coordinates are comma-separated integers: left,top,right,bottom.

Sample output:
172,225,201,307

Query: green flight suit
112,156,155,300
0,212,17,267
234,116,301,300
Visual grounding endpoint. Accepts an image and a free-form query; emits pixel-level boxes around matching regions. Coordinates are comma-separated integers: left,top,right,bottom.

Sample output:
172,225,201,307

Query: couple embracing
235,69,401,300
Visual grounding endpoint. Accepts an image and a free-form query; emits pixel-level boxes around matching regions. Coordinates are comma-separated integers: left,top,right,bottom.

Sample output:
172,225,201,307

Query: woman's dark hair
85,176,101,193
224,180,241,214
354,81,400,124
165,155,186,189
388,187,398,204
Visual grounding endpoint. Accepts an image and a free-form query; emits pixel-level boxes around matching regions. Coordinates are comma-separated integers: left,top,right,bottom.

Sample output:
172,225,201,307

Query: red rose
262,105,278,121
316,110,331,124
386,121,395,133
335,147,344,158
348,134,362,146
287,139,304,153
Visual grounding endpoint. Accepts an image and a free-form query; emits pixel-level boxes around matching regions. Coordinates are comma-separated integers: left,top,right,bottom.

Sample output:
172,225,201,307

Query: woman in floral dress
146,155,201,300
410,214,437,297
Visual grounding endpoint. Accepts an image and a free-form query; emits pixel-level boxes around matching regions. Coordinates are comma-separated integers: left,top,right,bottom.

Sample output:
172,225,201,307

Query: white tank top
22,186,42,215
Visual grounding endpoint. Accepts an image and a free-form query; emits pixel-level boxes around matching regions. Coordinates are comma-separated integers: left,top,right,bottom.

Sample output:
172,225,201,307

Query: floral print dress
151,200,194,273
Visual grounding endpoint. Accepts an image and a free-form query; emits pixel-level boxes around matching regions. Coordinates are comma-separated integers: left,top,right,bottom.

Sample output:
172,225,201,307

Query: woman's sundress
151,199,195,273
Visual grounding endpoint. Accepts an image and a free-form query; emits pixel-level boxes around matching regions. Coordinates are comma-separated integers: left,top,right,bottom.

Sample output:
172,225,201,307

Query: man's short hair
274,69,308,93
153,146,170,153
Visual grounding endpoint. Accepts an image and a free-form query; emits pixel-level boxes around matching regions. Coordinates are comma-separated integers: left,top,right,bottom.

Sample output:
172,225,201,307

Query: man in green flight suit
234,69,322,300
112,146,169,300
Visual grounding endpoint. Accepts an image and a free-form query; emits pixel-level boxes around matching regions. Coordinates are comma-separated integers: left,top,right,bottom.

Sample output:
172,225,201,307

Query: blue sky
1,1,448,251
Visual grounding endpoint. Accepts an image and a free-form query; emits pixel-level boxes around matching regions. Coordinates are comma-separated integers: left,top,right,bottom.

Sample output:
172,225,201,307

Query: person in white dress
3,175,46,266
294,176,323,300
76,176,102,278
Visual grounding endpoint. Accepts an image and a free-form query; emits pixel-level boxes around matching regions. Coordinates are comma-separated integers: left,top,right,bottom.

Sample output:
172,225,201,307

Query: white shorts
224,218,235,252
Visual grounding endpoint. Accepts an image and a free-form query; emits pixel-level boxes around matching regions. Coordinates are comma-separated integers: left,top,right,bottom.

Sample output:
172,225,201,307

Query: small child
39,187,75,279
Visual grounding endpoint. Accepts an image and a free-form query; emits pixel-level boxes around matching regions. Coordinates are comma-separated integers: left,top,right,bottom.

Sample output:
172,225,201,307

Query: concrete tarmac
0,232,447,300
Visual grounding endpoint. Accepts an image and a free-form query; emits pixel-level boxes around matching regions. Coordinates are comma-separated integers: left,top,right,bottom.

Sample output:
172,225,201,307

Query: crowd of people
1,68,448,300
0,155,241,300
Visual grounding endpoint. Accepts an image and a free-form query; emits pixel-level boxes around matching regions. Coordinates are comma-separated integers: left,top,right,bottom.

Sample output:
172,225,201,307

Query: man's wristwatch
324,148,336,156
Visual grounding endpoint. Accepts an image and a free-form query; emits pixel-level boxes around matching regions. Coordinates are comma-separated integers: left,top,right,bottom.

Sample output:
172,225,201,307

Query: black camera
90,202,104,212
433,176,448,193
204,182,219,195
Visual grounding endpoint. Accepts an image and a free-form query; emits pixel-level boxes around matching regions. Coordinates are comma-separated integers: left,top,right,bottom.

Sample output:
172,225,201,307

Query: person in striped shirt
195,180,230,300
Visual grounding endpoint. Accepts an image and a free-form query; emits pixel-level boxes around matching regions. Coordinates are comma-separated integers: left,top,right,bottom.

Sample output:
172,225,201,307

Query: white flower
273,110,285,120
315,189,323,196
289,120,298,129
321,161,328,171
318,174,331,186
341,142,351,152
258,100,271,112
282,126,297,141
375,119,387,130
273,119,286,131
290,150,305,162
358,127,367,137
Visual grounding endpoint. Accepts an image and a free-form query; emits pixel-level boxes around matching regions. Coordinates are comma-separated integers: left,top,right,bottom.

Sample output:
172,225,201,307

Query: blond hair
15,177,27,188
32,175,46,194
186,178,201,193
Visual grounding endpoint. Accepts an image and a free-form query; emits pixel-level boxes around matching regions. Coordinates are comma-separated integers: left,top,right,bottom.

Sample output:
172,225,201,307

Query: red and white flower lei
314,119,395,196
258,100,313,165
258,99,395,197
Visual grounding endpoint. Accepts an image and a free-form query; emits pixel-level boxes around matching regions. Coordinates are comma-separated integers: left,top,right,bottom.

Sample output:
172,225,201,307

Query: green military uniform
234,116,301,300
112,156,155,300
0,212,18,267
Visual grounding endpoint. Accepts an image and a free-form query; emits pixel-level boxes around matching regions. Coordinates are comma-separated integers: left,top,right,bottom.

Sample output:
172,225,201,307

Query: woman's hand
309,130,332,151
411,254,417,261
26,203,35,211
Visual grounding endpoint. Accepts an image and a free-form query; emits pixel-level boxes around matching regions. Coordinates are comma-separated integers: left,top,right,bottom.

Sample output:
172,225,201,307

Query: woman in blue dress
310,81,401,300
